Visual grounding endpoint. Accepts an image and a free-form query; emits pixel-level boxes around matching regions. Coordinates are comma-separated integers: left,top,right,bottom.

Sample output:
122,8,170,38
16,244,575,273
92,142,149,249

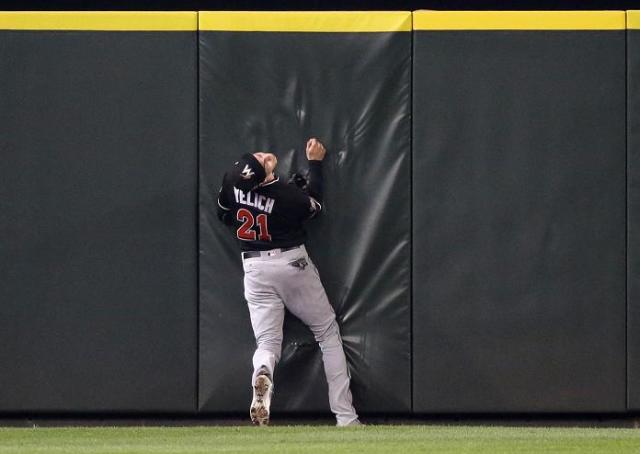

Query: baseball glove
288,172,309,192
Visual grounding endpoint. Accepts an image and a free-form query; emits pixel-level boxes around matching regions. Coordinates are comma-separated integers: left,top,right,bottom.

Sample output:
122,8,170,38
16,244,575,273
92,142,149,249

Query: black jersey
217,162,323,251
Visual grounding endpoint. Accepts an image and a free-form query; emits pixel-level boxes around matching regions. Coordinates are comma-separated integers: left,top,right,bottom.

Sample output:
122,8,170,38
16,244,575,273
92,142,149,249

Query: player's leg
243,258,284,425
314,318,360,426
276,249,360,426
249,308,283,386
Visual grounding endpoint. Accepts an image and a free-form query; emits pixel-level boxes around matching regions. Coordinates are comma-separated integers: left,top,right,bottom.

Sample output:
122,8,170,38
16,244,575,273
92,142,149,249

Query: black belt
242,245,300,260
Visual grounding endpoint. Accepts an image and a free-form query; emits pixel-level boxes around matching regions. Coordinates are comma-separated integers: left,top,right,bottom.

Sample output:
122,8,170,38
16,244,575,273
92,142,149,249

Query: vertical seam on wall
409,11,415,415
195,10,201,414
626,12,630,412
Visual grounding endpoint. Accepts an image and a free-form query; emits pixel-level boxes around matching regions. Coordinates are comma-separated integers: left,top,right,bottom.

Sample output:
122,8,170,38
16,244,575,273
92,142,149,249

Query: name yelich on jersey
234,187,275,214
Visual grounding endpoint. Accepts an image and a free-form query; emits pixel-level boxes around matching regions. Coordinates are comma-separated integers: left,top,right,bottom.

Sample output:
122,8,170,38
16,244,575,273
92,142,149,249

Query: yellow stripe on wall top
199,11,412,32
0,12,197,31
628,11,640,29
413,10,625,31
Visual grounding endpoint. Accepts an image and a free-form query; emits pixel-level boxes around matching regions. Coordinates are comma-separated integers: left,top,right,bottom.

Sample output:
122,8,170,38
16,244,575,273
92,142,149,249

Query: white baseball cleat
250,374,273,426
337,418,363,427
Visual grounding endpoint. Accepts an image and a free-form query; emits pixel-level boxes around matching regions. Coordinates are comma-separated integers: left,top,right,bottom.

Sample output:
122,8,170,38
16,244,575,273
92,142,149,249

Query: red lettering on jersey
256,214,272,241
236,209,271,242
236,208,257,241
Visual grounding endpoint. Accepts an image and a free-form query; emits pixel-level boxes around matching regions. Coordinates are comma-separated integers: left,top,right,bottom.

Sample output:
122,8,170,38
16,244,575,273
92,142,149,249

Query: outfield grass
1,425,640,453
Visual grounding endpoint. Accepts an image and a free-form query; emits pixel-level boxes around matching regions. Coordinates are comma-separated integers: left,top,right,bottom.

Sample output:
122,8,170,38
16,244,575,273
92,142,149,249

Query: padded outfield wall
0,10,638,415
628,10,640,412
0,12,198,412
198,11,412,414
412,11,627,413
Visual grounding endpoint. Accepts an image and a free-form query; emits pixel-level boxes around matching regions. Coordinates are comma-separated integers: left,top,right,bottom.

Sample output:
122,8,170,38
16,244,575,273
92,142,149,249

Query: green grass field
1,425,640,453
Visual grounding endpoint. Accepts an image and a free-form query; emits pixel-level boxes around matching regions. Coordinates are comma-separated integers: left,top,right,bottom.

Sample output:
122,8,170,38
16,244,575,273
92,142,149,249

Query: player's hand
306,138,326,161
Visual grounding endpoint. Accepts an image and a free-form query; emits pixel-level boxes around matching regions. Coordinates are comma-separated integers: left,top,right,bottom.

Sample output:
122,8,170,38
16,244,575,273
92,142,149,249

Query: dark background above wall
2,0,640,11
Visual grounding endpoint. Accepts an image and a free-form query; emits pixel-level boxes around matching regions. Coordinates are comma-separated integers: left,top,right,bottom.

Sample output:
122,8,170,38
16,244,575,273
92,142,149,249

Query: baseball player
216,138,360,427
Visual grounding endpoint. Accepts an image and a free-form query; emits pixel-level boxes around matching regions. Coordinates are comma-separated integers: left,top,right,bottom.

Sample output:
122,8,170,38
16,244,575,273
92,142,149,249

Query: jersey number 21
236,208,271,241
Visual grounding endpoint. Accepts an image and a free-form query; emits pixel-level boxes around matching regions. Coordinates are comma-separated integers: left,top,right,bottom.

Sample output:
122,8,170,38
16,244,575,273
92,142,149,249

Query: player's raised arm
305,138,325,218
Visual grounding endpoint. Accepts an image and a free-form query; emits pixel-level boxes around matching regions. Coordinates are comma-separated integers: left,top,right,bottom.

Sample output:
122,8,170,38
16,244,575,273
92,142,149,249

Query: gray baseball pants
242,245,359,426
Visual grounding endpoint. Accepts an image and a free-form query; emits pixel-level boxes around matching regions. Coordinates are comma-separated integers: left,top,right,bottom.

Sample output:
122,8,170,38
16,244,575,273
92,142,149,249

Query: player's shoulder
259,176,285,189
262,176,299,194
260,176,309,204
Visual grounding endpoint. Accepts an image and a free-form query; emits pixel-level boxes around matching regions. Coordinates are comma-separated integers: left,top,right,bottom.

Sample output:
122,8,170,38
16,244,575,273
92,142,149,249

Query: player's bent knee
314,319,342,345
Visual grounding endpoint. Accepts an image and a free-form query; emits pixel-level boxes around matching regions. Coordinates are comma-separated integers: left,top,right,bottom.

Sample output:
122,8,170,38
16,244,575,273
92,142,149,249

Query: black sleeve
307,160,323,204
304,161,323,219
216,173,234,226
